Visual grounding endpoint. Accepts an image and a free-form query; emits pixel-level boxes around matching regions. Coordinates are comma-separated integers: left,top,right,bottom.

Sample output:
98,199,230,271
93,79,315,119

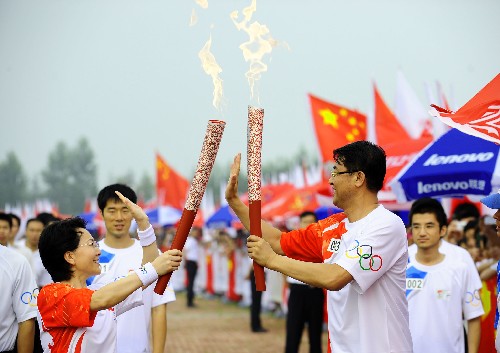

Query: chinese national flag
156,153,189,209
308,94,367,162
374,84,411,146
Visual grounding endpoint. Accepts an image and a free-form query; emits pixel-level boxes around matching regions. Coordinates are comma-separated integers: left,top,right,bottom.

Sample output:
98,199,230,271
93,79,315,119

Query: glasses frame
78,238,100,249
330,170,360,178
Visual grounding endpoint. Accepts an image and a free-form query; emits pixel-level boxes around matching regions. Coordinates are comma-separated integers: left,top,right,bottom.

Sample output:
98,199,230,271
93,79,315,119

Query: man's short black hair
299,211,318,222
409,197,448,228
452,202,480,221
333,141,386,192
97,183,137,212
36,212,60,227
8,213,20,226
39,217,86,282
0,213,12,228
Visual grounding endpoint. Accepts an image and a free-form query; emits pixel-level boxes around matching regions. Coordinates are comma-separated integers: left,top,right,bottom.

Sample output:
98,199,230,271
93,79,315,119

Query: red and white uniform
281,205,412,353
37,282,142,353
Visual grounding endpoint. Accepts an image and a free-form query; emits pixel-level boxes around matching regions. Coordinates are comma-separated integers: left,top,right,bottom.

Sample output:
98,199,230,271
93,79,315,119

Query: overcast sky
1,0,499,188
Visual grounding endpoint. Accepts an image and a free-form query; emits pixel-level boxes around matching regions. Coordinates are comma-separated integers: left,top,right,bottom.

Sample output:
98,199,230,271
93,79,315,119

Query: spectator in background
7,213,21,245
11,218,44,269
479,190,500,352
184,227,202,308
407,197,483,353
284,211,324,353
453,202,480,224
0,212,11,247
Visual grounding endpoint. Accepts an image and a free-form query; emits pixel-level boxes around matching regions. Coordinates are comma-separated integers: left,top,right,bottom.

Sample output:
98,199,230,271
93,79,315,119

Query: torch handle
154,209,197,294
249,200,266,291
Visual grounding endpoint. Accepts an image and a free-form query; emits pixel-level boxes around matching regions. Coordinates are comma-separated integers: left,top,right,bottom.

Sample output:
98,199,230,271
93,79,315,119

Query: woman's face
72,228,101,278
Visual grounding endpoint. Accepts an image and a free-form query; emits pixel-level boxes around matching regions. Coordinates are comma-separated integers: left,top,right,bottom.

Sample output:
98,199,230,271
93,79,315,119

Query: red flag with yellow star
308,94,367,162
156,153,189,209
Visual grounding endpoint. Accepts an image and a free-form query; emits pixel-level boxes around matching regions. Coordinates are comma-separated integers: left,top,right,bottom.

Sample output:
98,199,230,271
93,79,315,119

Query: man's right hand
225,153,241,204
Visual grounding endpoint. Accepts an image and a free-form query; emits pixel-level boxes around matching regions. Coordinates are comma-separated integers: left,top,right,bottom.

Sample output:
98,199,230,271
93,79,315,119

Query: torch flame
230,0,278,101
195,0,208,9
198,34,224,110
189,9,198,26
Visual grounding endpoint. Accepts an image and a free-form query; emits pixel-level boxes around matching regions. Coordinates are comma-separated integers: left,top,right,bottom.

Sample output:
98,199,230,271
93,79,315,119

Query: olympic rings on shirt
20,287,39,307
465,289,482,307
345,240,383,272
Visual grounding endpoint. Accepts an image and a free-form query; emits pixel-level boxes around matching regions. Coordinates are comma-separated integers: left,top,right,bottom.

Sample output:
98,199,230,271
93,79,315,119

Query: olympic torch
154,120,226,294
247,105,266,291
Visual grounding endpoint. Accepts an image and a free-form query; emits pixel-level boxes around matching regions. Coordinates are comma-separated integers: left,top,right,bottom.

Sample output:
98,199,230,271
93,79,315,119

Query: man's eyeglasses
330,170,359,178
78,239,100,249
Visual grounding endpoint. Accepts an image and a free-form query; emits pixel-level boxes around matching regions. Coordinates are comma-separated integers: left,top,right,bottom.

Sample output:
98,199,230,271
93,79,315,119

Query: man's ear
64,251,76,265
354,171,366,187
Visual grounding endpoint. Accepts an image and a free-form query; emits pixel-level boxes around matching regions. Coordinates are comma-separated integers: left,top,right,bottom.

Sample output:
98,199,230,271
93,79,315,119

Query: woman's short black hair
39,217,86,282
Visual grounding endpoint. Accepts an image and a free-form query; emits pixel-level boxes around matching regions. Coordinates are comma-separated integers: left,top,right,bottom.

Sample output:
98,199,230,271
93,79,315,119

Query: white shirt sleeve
152,284,176,307
462,262,485,320
13,256,38,323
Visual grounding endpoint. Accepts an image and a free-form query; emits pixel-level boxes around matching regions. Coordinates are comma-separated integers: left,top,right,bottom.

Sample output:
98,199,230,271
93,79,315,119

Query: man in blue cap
480,189,500,352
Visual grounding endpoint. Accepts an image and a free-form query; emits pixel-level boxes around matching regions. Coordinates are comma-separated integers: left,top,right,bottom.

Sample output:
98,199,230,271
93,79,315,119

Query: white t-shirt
11,240,36,269
0,245,38,352
408,240,482,290
90,239,176,353
281,205,413,353
406,254,484,353
38,282,142,353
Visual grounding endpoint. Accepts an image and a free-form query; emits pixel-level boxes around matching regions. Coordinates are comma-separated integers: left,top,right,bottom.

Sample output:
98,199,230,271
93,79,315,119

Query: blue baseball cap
481,189,500,209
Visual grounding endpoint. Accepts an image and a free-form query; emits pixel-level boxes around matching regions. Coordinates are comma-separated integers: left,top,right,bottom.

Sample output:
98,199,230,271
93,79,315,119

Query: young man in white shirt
407,197,483,353
90,184,175,353
226,141,412,353
12,218,44,269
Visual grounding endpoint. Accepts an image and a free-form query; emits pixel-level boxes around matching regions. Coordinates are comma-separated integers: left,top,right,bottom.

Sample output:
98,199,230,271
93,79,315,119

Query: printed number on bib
328,239,341,253
406,278,424,290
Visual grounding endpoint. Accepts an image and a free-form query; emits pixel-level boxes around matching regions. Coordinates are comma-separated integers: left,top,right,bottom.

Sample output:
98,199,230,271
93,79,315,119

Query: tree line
0,138,317,215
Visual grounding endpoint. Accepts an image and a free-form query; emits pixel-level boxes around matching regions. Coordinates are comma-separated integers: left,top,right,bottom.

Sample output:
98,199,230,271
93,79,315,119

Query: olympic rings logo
20,287,39,307
465,289,482,307
345,240,383,272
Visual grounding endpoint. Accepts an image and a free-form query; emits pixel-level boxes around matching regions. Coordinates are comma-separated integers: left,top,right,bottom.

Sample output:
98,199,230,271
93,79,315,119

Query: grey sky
1,0,499,189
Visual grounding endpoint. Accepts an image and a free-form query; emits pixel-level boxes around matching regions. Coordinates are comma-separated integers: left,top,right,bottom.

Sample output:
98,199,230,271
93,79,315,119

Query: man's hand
247,235,277,267
115,190,150,231
225,153,241,204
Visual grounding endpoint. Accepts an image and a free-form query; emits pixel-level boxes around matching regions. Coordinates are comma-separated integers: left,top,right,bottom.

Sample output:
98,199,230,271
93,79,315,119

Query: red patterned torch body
247,106,266,291
154,120,226,294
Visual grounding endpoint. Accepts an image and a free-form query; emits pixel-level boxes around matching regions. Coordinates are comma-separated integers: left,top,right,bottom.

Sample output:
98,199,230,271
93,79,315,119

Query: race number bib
406,278,424,290
328,239,341,253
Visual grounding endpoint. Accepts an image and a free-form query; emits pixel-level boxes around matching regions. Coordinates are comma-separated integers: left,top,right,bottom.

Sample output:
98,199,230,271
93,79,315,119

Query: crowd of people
1,139,500,353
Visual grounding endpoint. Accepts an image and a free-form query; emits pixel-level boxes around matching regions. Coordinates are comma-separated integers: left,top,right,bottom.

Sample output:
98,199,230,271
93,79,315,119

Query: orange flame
196,0,208,9
189,9,198,26
230,0,278,101
198,34,224,110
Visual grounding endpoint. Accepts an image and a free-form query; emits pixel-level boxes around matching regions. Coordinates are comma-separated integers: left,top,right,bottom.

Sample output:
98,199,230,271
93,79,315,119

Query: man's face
493,209,500,237
328,162,357,209
10,218,20,242
102,199,133,239
299,214,316,228
0,220,11,246
411,213,446,251
26,220,44,249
